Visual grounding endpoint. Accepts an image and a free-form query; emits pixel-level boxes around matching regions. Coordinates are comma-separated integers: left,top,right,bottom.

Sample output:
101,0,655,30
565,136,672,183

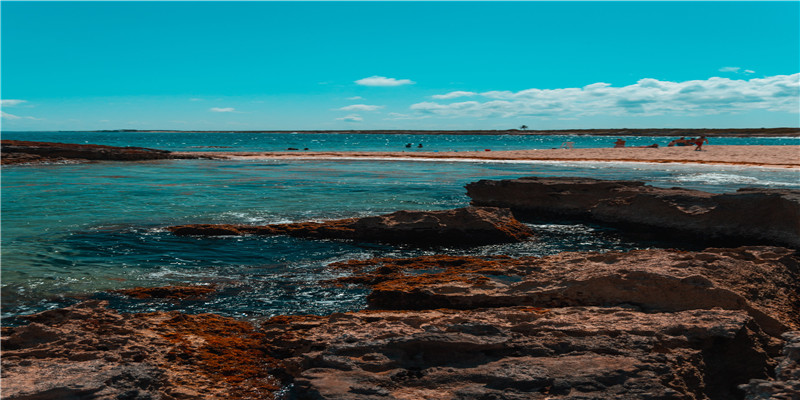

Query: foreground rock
1,140,206,165
467,177,800,248
329,247,800,335
168,207,535,246
3,247,798,399
1,301,282,400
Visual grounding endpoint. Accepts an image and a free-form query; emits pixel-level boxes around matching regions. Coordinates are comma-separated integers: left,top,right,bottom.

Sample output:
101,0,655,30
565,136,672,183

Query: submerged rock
112,284,217,300
466,177,800,248
0,140,205,165
168,206,535,246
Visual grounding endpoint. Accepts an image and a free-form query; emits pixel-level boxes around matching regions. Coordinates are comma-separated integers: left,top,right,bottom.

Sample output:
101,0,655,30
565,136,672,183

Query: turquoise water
2,138,800,322
3,131,799,152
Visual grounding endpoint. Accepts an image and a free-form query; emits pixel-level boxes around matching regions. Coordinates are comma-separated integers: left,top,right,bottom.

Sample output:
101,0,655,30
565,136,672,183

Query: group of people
668,136,709,151
613,136,709,151
405,143,423,148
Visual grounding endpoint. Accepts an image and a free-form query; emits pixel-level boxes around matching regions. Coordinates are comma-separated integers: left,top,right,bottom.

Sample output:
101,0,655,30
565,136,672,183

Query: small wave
672,173,797,187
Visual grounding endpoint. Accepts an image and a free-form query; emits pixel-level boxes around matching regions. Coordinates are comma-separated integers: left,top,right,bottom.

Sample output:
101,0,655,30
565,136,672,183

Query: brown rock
4,247,798,399
466,177,800,248
330,246,800,336
261,306,777,399
168,207,535,246
0,301,283,400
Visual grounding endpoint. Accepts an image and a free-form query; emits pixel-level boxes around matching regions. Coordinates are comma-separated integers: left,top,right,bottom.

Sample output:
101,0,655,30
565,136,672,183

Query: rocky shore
2,246,798,399
468,177,800,249
0,140,206,165
3,177,800,399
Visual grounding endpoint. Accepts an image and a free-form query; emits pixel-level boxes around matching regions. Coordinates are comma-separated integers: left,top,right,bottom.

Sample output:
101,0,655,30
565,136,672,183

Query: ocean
2,132,799,323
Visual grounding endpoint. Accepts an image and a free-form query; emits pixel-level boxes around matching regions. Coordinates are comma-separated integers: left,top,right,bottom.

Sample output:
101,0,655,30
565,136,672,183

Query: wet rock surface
1,140,205,165
3,247,798,399
466,177,800,248
167,207,535,246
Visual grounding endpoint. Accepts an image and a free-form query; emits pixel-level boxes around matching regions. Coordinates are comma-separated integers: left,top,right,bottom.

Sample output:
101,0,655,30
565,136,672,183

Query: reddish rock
168,207,535,246
0,301,283,400
466,177,800,248
1,140,206,165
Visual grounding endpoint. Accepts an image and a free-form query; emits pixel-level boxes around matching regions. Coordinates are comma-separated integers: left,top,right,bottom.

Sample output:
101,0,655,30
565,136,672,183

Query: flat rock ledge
167,207,535,246
466,176,800,249
2,246,799,399
1,140,206,165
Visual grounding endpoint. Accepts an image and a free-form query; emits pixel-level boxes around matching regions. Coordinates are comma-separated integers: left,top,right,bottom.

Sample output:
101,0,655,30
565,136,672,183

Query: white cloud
384,112,430,121
210,107,235,112
347,96,364,100
1,111,40,120
1,99,27,107
412,74,800,119
355,76,415,87
432,91,477,100
744,70,755,74
336,114,363,122
1,111,21,119
189,98,204,101
338,104,384,111
719,67,741,73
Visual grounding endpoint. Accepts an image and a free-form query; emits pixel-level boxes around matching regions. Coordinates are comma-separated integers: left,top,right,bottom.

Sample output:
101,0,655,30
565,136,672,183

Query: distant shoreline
8,127,799,137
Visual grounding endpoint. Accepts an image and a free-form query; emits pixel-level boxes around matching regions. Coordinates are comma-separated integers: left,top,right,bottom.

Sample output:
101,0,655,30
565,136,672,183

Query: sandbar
176,145,800,169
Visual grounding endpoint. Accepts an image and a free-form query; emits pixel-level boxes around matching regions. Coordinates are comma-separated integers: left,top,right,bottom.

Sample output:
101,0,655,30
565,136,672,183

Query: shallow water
2,155,799,322
4,130,799,152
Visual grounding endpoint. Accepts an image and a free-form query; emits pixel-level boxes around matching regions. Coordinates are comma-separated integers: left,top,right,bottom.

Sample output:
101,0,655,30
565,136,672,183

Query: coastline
175,145,800,169
66,127,800,137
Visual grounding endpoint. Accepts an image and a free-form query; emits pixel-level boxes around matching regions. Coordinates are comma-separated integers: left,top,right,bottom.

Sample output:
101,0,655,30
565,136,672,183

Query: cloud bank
210,107,235,112
412,74,799,119
355,76,415,87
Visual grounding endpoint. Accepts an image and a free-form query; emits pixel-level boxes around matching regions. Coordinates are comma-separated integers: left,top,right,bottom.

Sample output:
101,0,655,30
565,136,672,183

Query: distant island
84,127,800,137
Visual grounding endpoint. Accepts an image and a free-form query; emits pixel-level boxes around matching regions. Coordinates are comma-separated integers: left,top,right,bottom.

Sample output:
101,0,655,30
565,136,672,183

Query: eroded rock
0,301,283,400
167,207,535,246
329,247,800,336
261,307,777,399
466,177,800,248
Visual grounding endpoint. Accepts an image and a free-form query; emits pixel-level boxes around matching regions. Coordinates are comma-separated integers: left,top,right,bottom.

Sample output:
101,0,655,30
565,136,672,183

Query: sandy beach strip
177,145,800,169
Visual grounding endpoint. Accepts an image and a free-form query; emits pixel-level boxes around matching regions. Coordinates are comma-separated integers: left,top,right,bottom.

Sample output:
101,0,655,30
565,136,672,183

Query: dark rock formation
466,177,800,248
3,247,798,399
1,140,206,165
168,207,535,246
112,284,216,300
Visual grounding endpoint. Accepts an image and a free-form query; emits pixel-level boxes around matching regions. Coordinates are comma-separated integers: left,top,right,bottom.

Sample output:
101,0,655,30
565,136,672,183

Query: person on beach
694,136,708,151
614,139,626,148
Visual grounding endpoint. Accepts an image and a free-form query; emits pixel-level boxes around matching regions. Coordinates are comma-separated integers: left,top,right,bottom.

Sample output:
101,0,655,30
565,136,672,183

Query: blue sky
1,1,798,131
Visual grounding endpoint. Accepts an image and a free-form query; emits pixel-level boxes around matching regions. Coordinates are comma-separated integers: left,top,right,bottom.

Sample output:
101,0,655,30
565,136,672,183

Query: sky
1,1,798,131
